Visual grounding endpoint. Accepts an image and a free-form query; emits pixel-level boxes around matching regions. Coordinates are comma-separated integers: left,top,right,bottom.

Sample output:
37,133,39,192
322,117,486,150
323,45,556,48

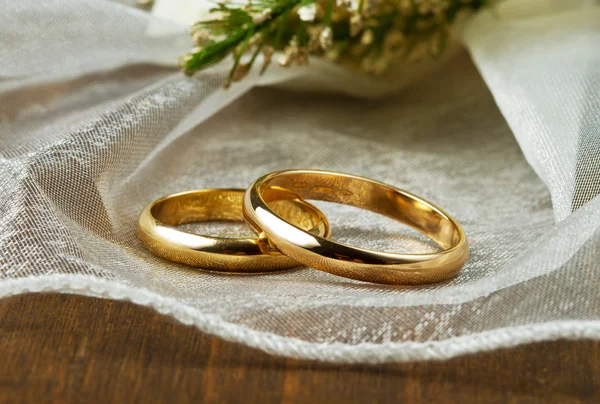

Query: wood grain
0,293,598,403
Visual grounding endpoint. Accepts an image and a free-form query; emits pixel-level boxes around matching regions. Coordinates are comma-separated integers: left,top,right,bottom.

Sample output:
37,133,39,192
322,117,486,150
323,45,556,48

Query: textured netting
0,0,599,363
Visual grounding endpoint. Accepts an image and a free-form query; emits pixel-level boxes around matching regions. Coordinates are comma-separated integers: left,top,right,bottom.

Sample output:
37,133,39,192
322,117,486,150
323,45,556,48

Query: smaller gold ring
137,188,329,272
243,170,468,284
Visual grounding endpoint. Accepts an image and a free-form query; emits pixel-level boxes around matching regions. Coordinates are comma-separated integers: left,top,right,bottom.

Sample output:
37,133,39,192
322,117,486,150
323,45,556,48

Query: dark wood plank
0,293,598,403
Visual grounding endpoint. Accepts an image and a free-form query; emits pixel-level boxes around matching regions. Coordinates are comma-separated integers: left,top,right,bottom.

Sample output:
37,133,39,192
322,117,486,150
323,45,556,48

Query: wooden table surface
0,293,598,403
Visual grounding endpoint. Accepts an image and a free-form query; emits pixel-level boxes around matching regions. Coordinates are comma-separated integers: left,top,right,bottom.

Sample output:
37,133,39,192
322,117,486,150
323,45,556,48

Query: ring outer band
136,188,330,272
243,170,469,284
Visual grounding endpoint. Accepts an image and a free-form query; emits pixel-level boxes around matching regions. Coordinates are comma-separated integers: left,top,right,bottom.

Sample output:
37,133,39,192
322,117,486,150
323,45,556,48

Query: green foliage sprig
180,0,488,86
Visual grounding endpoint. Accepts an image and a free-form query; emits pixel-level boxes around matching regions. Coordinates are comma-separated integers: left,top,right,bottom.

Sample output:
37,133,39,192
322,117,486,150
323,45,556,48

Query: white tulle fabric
1,0,599,363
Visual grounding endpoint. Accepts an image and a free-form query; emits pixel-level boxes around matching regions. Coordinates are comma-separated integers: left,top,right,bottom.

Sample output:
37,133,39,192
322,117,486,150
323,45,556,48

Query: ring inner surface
259,172,461,250
153,189,326,235
152,190,244,227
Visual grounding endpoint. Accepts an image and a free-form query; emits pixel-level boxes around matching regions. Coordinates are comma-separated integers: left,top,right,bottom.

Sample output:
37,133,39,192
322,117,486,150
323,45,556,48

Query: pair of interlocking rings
137,169,468,285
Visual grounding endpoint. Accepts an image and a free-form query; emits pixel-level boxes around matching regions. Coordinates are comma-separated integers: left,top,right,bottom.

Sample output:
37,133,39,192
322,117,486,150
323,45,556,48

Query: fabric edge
2,273,599,364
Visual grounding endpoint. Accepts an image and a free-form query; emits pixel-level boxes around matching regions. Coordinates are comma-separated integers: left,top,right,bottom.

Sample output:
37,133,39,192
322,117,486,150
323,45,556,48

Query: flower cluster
179,0,487,86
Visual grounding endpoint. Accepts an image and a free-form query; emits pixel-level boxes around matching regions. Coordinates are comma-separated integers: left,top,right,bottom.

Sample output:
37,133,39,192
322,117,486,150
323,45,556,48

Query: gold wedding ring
137,188,329,272
243,169,468,284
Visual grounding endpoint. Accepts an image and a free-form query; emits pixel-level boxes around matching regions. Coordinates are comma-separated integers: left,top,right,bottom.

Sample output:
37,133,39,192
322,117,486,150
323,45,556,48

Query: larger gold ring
243,170,468,284
137,188,329,272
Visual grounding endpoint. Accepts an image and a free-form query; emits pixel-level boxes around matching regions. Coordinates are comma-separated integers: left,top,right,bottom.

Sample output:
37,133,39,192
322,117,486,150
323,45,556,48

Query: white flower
319,27,333,50
298,4,317,22
336,0,359,10
252,8,272,24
